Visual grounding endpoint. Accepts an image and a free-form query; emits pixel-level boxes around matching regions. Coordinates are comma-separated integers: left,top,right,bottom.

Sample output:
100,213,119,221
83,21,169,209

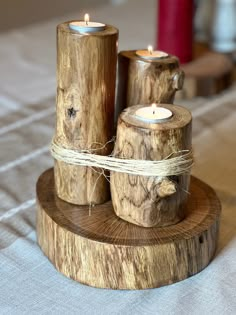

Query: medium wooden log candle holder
54,21,118,205
110,104,192,227
115,50,184,118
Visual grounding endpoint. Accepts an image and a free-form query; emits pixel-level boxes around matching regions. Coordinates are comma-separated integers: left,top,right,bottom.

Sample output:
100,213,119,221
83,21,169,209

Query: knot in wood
67,107,77,118
172,70,185,90
155,178,177,198
146,177,177,199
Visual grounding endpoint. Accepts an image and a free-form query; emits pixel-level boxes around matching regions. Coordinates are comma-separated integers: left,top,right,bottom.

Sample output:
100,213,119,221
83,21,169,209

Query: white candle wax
136,45,168,60
69,14,105,33
135,104,173,123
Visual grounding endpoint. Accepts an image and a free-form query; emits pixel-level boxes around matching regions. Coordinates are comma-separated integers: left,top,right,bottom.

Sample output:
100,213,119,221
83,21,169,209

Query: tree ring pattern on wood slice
37,168,221,289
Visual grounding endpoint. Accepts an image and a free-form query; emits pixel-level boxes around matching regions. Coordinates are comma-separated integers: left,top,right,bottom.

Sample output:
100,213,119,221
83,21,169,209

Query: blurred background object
0,0,109,31
195,0,236,53
157,0,194,64
210,0,236,53
194,0,213,42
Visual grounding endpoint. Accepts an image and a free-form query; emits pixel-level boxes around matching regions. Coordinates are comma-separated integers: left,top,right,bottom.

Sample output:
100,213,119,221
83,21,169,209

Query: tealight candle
136,45,169,60
69,14,106,33
135,104,173,123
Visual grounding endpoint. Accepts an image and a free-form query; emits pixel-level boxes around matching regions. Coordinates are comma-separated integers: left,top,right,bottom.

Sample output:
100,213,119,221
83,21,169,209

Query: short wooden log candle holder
110,104,192,227
116,50,184,116
54,22,118,205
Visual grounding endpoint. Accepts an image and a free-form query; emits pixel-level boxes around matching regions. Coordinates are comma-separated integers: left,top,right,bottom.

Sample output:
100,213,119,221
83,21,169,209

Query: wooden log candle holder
115,50,184,118
36,19,221,291
54,21,118,205
110,104,192,227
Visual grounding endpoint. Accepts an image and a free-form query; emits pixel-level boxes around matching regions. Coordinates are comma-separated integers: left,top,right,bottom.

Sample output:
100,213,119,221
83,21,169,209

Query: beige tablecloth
0,0,236,314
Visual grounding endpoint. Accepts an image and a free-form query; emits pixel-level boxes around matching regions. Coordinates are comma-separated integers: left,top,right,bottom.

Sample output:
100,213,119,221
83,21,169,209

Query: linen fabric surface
0,0,236,314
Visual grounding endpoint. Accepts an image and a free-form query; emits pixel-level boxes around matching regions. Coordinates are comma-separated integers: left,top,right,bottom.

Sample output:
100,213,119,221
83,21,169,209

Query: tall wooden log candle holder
115,48,184,118
54,19,118,205
110,104,192,227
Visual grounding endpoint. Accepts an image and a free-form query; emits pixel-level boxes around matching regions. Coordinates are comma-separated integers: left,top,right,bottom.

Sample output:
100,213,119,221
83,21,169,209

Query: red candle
157,0,194,64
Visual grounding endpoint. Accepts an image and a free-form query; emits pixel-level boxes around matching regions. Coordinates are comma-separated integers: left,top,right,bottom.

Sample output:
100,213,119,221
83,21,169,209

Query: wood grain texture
54,22,118,205
176,52,233,99
115,50,184,120
110,104,192,227
36,168,221,290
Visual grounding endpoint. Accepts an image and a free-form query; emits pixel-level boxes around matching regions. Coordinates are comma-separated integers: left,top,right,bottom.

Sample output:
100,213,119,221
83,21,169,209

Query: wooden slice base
36,168,221,290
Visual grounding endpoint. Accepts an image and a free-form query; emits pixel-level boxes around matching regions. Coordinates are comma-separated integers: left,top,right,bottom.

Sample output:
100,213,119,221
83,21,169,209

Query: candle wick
153,110,155,115
86,21,88,25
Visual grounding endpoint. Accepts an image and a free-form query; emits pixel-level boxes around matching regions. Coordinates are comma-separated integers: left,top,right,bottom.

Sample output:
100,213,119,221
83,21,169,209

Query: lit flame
151,103,157,115
84,13,89,25
148,45,153,55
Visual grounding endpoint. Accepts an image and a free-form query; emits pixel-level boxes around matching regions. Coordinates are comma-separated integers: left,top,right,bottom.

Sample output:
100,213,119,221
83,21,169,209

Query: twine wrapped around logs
50,139,194,177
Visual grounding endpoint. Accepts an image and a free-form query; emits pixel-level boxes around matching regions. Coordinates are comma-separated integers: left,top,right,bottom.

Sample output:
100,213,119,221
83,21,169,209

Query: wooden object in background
54,22,118,205
37,168,221,290
110,104,192,228
115,50,184,120
176,52,233,99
